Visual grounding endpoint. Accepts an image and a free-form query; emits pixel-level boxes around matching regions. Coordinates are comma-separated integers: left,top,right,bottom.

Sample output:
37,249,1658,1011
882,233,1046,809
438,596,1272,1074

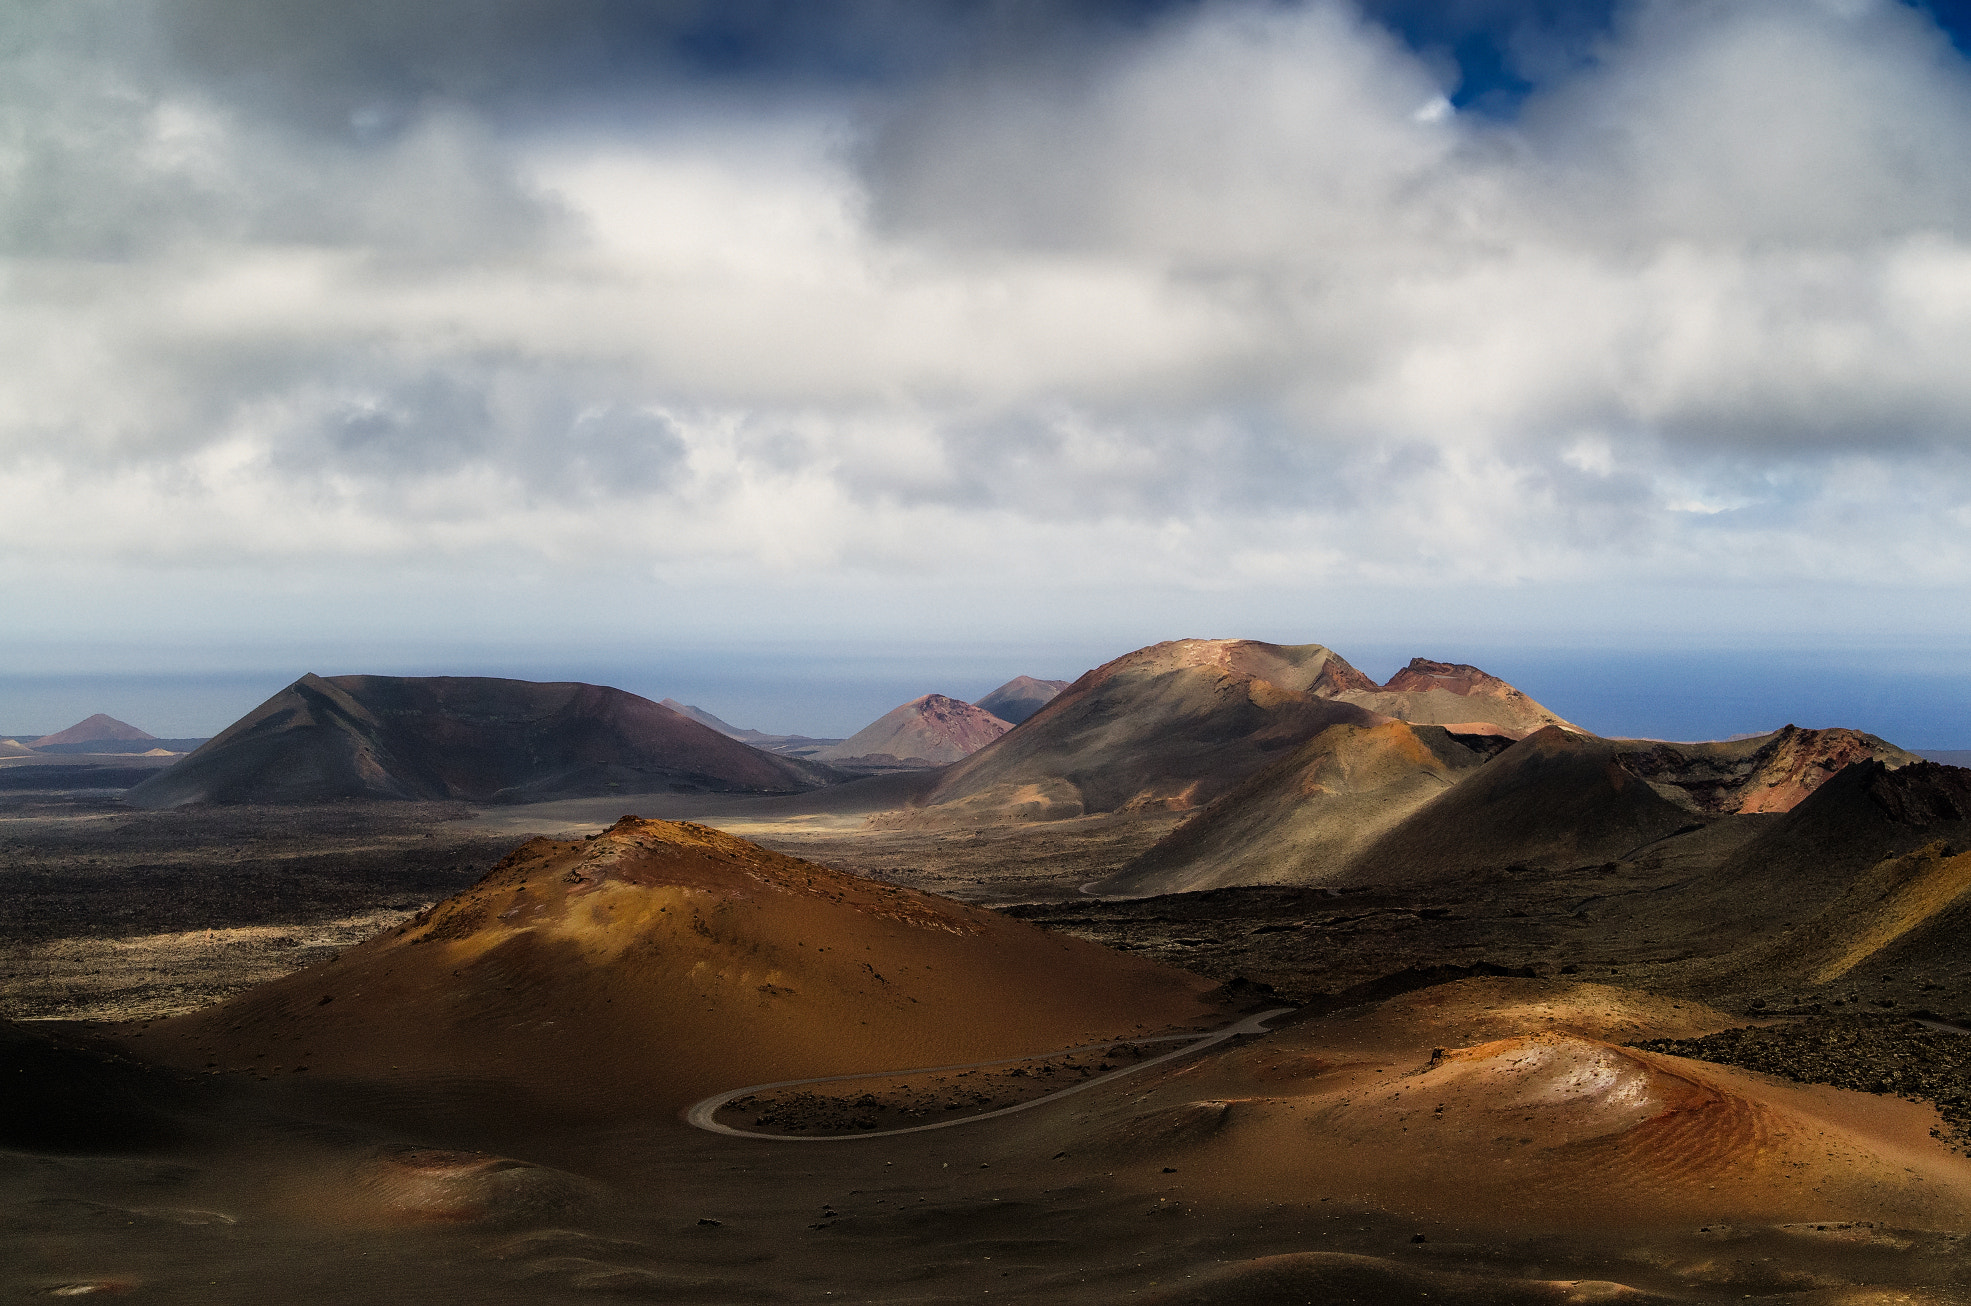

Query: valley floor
10,783,1971,1303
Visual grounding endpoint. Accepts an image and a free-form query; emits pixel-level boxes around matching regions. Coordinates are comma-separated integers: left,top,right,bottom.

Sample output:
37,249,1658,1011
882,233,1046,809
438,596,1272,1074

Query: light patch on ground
1,908,423,1022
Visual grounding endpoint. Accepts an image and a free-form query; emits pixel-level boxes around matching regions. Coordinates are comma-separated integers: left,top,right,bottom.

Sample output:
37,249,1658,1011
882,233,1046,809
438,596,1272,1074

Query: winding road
684,1007,1294,1141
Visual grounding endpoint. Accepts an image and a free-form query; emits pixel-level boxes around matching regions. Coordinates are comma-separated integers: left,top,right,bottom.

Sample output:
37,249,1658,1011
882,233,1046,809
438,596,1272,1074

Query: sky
5,0,1971,739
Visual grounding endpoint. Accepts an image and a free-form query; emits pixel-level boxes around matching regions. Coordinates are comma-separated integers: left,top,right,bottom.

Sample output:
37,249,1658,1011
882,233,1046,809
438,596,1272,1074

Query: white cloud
4,0,1971,648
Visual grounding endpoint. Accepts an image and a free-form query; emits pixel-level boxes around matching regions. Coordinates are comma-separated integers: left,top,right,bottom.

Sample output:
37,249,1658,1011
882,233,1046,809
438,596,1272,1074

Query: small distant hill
125,675,838,808
975,676,1072,726
33,714,155,747
812,694,1010,767
28,737,210,756
659,698,751,737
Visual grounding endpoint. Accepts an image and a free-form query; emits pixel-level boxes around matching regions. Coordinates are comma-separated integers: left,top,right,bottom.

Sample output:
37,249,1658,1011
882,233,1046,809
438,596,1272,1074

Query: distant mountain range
62,641,1956,849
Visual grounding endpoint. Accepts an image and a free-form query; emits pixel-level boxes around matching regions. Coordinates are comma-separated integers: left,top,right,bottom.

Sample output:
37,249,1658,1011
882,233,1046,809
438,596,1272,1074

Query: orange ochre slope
129,818,1220,1119
1029,978,1971,1232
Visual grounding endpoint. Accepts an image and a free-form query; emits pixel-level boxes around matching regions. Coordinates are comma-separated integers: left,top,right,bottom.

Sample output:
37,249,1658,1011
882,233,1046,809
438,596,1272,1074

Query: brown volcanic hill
1095,720,1500,897
1614,724,1919,814
128,818,1220,1119
974,676,1071,726
812,693,1010,766
124,675,836,809
33,713,155,747
895,640,1385,824
1338,726,1697,885
1333,657,1578,736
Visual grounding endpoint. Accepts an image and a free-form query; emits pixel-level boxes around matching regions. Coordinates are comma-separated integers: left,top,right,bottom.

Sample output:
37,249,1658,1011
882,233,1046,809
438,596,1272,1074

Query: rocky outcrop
1615,725,1919,814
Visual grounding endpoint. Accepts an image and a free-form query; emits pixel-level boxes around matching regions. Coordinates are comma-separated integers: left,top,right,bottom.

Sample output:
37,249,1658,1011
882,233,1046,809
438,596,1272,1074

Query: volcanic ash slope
131,818,1220,1119
899,640,1385,824
1707,840,1971,995
1098,718,1499,896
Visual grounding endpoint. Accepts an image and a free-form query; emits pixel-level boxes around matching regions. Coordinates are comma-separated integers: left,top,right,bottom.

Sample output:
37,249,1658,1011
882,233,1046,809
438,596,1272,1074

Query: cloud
4,0,1971,647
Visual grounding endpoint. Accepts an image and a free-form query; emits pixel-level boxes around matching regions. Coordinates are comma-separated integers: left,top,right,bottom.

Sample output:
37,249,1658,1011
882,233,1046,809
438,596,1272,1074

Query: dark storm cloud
152,0,1686,131
155,0,1208,130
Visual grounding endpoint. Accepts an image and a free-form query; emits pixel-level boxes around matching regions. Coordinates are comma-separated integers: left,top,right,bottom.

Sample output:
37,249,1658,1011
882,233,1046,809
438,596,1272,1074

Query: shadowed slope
1340,726,1696,885
812,693,1009,765
1100,714,1929,898
0,1020,195,1153
128,818,1220,1121
974,676,1071,726
1708,840,1971,994
896,640,1384,824
1689,761,1971,946
1095,720,1496,896
126,676,835,808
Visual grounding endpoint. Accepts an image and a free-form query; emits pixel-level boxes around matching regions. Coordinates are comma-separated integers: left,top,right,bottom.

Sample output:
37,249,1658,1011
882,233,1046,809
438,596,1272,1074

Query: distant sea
1,646,1966,749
